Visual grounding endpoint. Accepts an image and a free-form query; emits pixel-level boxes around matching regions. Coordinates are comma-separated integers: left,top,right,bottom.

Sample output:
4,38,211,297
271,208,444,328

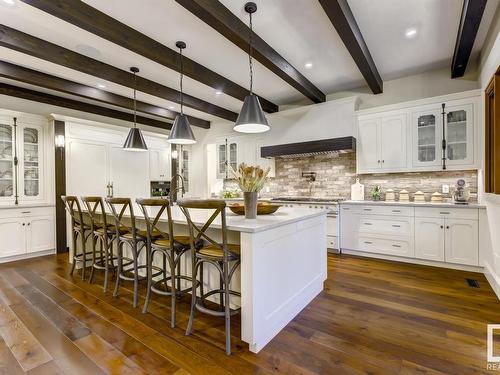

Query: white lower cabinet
0,207,55,261
340,203,480,267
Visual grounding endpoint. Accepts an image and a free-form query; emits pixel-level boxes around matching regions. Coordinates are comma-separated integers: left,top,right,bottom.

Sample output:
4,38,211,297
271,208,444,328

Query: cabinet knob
440,225,444,229
22,223,25,226
27,223,31,226
446,226,450,229
382,160,385,163
377,160,381,163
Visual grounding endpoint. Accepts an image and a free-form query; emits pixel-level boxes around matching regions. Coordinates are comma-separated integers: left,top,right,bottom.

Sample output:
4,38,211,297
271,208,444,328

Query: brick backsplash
223,152,478,201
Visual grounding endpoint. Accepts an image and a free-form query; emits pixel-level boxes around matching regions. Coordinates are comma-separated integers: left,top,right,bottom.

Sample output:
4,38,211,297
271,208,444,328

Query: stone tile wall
224,152,478,201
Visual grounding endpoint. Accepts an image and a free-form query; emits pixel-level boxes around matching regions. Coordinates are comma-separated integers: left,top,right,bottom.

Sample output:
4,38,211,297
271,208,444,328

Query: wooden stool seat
198,244,240,259
153,236,204,251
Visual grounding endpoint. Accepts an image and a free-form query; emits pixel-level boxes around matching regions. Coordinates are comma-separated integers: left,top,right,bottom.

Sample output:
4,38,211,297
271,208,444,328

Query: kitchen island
74,205,328,353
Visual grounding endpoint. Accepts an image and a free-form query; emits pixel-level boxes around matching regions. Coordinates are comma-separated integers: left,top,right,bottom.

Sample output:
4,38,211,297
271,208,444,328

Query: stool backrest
135,198,174,246
106,197,138,238
177,199,228,258
81,196,108,230
61,195,85,228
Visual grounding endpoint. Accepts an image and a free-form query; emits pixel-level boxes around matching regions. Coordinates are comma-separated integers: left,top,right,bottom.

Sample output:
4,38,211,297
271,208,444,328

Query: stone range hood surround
261,136,356,158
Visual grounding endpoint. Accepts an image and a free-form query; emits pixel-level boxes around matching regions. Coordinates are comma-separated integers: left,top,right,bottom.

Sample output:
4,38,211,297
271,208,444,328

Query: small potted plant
230,163,270,219
370,185,382,201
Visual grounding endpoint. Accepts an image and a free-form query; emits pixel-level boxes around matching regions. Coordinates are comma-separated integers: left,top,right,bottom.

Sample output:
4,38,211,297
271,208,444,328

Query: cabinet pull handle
392,210,401,213
364,223,372,225
392,224,401,227
363,208,372,211
21,211,31,214
343,207,350,210
440,212,450,214
364,241,372,244
392,244,401,248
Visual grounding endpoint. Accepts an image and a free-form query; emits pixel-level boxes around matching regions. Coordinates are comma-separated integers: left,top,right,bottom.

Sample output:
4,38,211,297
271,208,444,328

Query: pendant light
234,2,270,134
168,41,196,145
123,67,148,151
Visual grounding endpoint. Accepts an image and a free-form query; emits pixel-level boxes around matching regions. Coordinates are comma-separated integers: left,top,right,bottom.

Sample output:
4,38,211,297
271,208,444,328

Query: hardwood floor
0,253,498,374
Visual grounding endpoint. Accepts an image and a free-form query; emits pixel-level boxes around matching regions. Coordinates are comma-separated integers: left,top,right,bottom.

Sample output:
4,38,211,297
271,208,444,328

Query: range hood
260,136,356,158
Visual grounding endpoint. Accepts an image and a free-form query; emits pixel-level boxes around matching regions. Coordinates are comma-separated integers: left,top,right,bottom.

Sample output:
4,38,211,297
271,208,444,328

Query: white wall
478,29,500,298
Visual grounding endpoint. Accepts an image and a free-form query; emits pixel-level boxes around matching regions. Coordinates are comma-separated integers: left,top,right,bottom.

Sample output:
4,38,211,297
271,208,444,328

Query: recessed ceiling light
75,44,101,59
405,27,418,39
304,62,313,69
169,106,175,110
0,0,16,7
215,90,222,95
97,83,106,89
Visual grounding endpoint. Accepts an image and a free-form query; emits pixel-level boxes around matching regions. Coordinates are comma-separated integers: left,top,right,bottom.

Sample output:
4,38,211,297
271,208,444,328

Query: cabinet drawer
359,216,413,236
359,236,414,257
359,205,414,217
0,206,55,219
340,205,362,214
414,207,478,220
327,236,338,249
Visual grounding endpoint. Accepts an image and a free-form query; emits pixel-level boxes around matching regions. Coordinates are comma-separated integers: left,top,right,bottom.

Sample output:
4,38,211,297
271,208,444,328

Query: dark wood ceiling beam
451,0,487,78
0,24,238,122
19,0,279,113
175,0,326,104
318,0,382,94
0,82,173,130
0,61,210,129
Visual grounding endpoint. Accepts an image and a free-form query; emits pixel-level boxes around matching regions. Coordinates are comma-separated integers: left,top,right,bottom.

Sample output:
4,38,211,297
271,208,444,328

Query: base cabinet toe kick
339,203,481,268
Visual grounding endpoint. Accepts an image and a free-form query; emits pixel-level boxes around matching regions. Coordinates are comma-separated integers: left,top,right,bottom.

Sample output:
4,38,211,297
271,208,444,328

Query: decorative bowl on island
228,201,281,216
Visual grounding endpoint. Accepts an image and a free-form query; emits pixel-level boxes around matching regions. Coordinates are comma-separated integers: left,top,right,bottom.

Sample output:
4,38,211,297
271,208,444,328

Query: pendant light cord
248,11,253,95
133,71,137,128
179,46,184,114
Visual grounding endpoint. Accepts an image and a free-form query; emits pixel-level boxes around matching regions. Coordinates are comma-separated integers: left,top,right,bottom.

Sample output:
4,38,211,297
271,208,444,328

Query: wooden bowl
228,203,282,215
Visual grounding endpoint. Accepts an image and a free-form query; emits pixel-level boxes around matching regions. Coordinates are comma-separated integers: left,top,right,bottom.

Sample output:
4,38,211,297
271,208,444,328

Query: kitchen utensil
385,189,395,201
350,178,364,201
228,202,281,215
398,189,410,202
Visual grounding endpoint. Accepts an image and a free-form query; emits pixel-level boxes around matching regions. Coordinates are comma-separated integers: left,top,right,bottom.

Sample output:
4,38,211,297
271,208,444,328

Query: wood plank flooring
0,253,498,374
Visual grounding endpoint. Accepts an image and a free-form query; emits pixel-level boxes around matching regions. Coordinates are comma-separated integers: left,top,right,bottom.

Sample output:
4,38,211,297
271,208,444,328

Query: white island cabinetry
340,202,481,269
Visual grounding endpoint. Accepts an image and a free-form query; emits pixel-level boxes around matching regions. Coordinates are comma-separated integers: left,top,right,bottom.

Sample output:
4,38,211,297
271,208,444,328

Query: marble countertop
0,203,55,209
99,205,328,234
340,200,486,209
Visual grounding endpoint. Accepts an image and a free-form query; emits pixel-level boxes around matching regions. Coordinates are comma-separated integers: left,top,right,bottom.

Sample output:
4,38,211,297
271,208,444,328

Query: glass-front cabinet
0,117,44,204
216,138,239,179
412,103,473,169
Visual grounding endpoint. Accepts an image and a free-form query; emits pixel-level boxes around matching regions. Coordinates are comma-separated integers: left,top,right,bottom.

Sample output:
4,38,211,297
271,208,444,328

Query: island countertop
141,205,329,233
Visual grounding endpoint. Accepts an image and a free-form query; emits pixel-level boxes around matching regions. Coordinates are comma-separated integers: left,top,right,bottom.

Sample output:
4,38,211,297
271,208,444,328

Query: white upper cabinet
216,137,240,179
149,147,171,181
357,113,407,173
356,91,480,174
110,146,149,199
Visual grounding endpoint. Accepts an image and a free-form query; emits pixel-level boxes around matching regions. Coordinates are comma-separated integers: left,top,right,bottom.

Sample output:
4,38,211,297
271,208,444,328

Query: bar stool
61,196,93,280
136,198,202,328
81,196,123,292
106,198,154,308
178,199,241,355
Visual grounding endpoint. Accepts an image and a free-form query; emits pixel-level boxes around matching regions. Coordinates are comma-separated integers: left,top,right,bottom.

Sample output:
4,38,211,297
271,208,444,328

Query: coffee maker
453,179,469,205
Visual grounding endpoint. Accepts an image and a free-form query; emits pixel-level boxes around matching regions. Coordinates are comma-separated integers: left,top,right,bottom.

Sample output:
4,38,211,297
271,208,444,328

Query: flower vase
243,191,258,219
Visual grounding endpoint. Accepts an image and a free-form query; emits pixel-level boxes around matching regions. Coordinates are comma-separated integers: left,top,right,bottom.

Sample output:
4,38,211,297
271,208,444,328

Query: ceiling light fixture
123,67,148,151
233,2,270,134
304,62,313,69
215,90,223,95
405,27,418,39
97,83,106,89
168,41,196,145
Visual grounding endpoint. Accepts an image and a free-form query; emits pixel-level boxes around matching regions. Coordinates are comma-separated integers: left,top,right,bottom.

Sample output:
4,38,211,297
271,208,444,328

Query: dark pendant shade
168,114,196,144
234,94,270,133
123,127,148,151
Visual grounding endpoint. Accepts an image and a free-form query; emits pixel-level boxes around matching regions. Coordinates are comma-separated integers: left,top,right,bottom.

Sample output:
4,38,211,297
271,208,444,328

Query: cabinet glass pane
181,150,189,192
229,142,237,171
218,144,226,175
0,124,14,197
447,110,467,161
23,127,39,197
417,114,436,162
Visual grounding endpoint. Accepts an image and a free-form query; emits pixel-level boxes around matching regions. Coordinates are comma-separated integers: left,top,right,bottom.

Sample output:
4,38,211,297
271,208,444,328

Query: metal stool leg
169,251,176,328
143,246,153,314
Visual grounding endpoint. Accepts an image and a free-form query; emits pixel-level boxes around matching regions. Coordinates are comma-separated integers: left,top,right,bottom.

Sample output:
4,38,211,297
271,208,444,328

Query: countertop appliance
453,178,470,204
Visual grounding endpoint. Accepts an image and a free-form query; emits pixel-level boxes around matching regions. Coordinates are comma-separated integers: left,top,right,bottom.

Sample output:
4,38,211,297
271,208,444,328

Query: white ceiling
0,0,498,123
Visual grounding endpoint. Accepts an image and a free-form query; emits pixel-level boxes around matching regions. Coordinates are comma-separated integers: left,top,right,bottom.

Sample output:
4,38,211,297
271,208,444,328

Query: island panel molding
0,25,238,122
0,61,210,129
19,0,279,114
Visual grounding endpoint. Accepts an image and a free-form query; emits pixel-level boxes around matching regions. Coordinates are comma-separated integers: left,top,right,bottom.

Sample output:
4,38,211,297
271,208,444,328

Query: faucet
168,173,185,205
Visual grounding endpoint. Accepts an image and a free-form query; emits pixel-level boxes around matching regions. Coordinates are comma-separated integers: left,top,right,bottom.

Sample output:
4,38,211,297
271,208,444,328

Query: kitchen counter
341,200,485,209
77,204,327,353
